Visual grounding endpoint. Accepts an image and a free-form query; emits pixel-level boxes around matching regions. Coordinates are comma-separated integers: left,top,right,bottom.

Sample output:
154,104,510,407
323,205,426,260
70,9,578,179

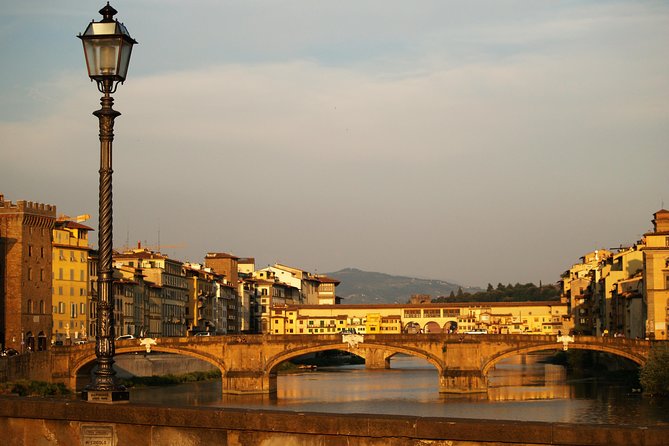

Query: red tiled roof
56,220,94,231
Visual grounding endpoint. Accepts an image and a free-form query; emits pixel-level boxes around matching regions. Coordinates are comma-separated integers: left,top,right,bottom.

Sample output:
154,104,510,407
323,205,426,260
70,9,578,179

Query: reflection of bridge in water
50,334,653,394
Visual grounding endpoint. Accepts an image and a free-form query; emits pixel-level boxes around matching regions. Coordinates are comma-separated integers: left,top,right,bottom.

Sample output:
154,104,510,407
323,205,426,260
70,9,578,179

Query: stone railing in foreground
0,397,666,446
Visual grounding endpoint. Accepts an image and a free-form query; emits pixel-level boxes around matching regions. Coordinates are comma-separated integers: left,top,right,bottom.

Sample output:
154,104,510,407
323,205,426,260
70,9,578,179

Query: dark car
0,348,19,357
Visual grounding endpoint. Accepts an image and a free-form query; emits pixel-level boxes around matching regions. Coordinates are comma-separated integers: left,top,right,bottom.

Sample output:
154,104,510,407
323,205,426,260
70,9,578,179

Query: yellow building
642,209,669,340
269,301,568,336
52,219,92,344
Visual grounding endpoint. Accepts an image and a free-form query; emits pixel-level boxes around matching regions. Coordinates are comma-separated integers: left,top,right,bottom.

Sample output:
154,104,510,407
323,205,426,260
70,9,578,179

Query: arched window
39,300,45,314
37,332,47,351
27,299,33,314
26,332,35,352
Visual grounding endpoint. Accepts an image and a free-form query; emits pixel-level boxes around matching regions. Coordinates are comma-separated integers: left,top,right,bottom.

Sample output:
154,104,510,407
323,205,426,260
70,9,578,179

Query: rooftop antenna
125,224,130,251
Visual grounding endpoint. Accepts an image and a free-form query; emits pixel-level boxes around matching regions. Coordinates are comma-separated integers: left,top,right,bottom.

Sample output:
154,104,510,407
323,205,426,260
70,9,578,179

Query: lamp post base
81,389,130,403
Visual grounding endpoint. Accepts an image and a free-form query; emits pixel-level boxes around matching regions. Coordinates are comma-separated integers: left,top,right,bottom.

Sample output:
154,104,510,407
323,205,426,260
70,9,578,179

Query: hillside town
1,192,668,353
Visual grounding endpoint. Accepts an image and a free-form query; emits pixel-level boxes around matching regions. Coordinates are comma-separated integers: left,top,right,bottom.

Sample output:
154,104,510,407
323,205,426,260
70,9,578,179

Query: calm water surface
130,354,669,425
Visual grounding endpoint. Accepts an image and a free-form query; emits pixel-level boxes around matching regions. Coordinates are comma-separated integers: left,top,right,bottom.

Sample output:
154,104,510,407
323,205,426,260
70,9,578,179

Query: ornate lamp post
78,2,137,402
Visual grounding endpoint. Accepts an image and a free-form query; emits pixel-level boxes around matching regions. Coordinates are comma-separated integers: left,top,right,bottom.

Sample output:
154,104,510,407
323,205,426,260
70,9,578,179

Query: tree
487,283,494,292
640,344,669,396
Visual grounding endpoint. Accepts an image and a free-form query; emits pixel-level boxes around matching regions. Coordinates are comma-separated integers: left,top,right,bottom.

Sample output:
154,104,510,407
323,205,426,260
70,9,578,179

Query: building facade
0,195,56,352
642,209,669,340
269,301,569,336
52,219,92,344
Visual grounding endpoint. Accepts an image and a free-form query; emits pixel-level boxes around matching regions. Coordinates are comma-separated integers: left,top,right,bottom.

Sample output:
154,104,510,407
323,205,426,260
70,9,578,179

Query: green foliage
0,380,70,397
433,282,560,303
640,344,669,396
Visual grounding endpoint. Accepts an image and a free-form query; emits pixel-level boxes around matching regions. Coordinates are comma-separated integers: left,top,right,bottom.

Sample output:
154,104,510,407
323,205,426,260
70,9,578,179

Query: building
114,248,189,337
315,275,340,305
113,265,151,338
560,249,612,335
597,245,644,337
641,209,669,340
269,301,569,336
51,218,93,344
0,194,56,352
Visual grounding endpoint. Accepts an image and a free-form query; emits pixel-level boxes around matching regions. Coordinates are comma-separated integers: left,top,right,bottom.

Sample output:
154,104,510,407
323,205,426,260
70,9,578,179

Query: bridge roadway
50,333,652,394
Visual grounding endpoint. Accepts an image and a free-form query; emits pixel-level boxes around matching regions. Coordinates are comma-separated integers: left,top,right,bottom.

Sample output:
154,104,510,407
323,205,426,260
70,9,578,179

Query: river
128,353,669,425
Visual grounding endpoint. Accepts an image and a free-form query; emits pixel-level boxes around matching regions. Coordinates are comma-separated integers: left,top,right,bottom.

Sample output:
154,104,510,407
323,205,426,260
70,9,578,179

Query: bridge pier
439,369,487,394
364,349,392,369
222,370,276,395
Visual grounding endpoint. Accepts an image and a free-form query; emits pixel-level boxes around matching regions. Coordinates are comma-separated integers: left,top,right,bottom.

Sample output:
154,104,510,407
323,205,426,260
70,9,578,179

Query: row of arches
405,321,458,333
70,338,647,394
25,331,48,351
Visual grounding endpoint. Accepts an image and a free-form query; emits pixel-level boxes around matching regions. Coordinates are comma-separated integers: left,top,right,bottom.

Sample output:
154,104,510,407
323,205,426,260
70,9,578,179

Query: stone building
114,249,189,337
0,194,56,352
642,209,669,340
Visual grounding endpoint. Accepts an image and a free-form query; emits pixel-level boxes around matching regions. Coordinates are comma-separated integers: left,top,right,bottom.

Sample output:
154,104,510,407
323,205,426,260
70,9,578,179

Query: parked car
0,348,19,357
194,332,211,337
73,339,88,345
115,334,135,341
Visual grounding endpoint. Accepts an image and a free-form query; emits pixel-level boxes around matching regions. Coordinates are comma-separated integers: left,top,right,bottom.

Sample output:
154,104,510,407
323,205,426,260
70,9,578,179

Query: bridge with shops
33,333,652,395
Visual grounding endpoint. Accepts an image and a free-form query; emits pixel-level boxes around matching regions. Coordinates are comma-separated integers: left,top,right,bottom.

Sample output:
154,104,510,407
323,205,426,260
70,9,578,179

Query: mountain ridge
325,267,481,305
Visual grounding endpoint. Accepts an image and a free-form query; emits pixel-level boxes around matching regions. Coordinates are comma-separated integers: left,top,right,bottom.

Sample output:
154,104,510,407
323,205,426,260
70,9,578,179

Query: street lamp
78,2,137,402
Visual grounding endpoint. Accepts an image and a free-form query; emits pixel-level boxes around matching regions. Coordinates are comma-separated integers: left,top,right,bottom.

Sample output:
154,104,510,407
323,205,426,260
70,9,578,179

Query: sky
1,1,668,288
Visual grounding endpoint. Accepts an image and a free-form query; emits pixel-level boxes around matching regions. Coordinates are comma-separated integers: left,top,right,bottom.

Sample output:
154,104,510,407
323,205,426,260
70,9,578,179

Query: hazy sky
1,1,668,288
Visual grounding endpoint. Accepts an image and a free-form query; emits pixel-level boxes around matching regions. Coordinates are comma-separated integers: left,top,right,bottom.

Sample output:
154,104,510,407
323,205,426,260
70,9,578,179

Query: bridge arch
265,341,444,377
70,345,226,390
481,341,647,377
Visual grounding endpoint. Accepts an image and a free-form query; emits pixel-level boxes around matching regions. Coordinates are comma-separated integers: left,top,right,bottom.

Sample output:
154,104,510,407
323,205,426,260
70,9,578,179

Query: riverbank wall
113,353,217,378
0,396,665,446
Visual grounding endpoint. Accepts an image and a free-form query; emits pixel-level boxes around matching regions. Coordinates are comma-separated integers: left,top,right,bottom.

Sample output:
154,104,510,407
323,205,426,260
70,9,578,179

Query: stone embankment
0,396,665,445
113,353,217,378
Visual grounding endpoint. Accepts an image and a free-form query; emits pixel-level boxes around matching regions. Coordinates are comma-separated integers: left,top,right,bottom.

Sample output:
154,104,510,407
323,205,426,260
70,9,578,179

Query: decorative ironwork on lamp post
78,2,137,402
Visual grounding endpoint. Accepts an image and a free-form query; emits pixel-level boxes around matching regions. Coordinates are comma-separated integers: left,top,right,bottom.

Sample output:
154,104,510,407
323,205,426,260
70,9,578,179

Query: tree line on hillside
430,282,560,303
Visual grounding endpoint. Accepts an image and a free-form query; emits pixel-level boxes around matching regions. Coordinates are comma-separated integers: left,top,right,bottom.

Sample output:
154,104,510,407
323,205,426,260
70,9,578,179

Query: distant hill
325,268,480,305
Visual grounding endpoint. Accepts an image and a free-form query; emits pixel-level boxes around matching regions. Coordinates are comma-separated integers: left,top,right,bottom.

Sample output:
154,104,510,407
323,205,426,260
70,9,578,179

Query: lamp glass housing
80,20,136,82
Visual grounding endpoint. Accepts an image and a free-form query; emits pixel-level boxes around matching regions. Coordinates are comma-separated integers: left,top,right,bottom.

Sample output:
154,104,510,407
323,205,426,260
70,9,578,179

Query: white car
115,334,135,341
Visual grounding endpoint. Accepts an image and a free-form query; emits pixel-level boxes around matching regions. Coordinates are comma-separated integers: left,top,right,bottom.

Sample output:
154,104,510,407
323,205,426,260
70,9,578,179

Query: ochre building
269,301,569,335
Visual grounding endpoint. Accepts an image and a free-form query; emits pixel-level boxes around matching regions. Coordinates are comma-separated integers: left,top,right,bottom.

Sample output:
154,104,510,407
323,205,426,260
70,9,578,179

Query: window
40,269,44,281
28,245,33,257
80,270,85,281
58,286,63,295
28,268,33,281
70,269,74,280
404,309,420,318
27,299,33,313
59,268,63,280
59,302,65,314
80,303,86,314
39,300,45,313
41,247,44,258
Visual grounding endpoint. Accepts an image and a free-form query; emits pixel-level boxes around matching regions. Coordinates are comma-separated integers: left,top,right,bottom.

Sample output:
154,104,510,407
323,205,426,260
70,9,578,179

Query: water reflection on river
129,354,669,425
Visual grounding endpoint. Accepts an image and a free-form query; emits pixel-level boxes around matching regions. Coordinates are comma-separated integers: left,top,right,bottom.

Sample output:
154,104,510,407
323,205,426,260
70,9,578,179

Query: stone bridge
48,333,653,394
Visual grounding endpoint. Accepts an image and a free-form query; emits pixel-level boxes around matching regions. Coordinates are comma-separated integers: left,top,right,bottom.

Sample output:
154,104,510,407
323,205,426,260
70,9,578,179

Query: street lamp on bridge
78,2,137,402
